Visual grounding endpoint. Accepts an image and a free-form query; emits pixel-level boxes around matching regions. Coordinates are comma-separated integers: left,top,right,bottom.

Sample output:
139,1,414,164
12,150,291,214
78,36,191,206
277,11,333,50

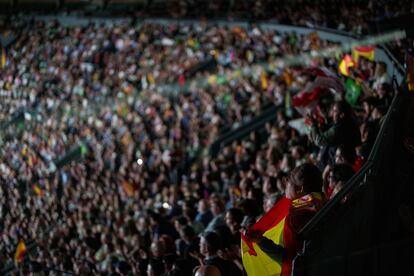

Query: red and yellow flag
14,240,27,264
338,54,355,77
241,197,292,276
241,193,324,276
352,46,375,62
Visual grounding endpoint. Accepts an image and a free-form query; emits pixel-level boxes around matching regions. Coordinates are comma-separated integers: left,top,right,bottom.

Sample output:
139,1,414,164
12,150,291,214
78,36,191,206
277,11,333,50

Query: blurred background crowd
0,0,412,275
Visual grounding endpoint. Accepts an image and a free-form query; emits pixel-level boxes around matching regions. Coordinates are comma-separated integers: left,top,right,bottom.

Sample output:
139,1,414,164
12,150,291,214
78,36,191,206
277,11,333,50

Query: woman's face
335,148,345,164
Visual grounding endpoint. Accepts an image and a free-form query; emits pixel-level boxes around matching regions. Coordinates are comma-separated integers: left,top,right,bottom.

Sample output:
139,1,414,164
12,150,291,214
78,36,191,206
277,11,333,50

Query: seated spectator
198,231,243,276
357,121,379,160
325,164,355,200
196,199,214,228
204,197,226,233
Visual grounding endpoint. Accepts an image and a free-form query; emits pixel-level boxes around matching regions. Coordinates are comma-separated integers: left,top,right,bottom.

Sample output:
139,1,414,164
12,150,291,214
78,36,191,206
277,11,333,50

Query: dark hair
202,231,221,254
180,225,195,239
337,145,356,164
333,100,353,119
290,163,322,193
381,82,392,94
213,225,233,249
239,198,261,218
175,216,188,226
148,258,165,276
267,176,278,193
226,208,245,225
330,164,355,183
361,121,379,143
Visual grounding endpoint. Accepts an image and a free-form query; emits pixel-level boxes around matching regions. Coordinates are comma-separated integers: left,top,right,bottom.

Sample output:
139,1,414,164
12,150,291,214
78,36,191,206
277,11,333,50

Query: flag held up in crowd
338,54,355,77
292,67,344,122
352,46,375,62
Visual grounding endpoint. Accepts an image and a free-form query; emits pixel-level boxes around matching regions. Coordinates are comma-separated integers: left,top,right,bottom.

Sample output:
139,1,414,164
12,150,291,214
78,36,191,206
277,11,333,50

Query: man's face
200,236,209,256
332,105,343,124
335,148,345,164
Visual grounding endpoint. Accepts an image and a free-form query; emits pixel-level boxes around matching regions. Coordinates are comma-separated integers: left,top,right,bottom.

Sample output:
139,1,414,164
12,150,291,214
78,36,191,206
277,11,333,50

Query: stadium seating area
0,1,412,275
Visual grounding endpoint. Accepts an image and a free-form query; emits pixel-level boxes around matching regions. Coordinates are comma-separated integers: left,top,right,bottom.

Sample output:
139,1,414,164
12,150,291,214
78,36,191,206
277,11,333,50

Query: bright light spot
137,158,143,165
162,202,171,209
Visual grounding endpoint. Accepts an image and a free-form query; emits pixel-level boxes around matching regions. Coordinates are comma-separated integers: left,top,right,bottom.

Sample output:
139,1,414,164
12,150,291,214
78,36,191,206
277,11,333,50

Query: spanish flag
352,46,375,62
14,240,27,264
338,54,355,77
241,193,324,276
241,197,292,276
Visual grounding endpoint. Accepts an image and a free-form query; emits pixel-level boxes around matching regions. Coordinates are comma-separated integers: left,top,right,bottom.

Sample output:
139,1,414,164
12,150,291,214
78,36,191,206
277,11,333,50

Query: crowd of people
111,0,414,36
0,7,403,276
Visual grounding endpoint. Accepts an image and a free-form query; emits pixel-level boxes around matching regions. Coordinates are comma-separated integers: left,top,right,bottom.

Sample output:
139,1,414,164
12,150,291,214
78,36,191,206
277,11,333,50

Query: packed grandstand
0,1,413,275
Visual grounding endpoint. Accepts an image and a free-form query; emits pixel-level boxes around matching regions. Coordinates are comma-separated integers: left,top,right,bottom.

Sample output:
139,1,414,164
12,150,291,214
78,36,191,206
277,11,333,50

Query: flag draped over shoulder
14,240,27,264
352,46,375,62
241,197,292,276
241,193,325,276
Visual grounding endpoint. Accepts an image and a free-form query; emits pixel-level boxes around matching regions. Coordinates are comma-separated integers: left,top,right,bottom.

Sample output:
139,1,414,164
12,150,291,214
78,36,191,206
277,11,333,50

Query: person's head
377,82,392,99
174,215,189,231
239,198,261,219
362,97,377,116
210,198,224,216
225,208,244,233
199,231,221,257
150,240,166,258
331,100,352,124
263,176,278,195
194,265,221,276
371,105,386,120
360,121,378,143
147,258,165,276
115,260,131,276
375,61,387,76
284,163,322,200
327,164,355,198
198,199,209,213
276,171,288,194
335,145,356,165
179,225,196,242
